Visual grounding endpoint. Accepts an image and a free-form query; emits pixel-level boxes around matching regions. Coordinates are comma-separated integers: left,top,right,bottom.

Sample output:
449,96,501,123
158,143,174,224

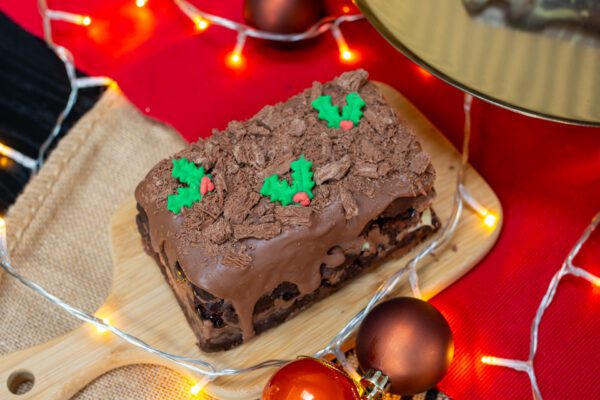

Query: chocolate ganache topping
135,70,435,341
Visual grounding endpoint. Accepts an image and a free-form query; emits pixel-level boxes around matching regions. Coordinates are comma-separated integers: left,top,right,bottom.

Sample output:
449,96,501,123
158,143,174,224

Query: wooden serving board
0,83,502,400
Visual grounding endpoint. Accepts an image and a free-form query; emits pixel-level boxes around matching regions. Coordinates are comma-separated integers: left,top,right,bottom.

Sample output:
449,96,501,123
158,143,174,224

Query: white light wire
36,0,113,172
173,0,363,43
3,1,362,172
0,93,485,383
1,0,500,389
482,212,600,400
0,1,112,173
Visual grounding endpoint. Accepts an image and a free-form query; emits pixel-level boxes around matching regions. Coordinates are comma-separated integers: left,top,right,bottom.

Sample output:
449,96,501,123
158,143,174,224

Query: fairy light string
481,212,600,400
0,90,500,396
2,1,363,171
36,0,113,171
0,1,504,396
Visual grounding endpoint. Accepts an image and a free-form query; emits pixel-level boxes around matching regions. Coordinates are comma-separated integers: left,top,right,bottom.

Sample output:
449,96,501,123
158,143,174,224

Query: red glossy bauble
262,358,361,400
355,297,454,396
243,0,325,34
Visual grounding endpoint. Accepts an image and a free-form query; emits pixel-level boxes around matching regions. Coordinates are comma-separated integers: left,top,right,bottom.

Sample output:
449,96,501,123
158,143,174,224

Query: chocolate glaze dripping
137,178,417,341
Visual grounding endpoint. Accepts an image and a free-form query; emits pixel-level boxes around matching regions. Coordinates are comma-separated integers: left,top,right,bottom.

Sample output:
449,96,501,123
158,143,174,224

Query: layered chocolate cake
135,70,440,352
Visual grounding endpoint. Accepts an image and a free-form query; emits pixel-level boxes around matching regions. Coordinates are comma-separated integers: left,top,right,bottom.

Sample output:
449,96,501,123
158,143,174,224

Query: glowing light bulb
96,317,110,333
190,382,204,396
481,356,496,365
226,51,244,68
136,0,147,7
81,16,91,26
194,17,209,31
483,212,498,229
342,6,350,13
339,47,355,63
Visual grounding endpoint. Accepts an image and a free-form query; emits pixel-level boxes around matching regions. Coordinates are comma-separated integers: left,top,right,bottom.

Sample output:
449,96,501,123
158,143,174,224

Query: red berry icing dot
340,120,354,131
292,192,310,207
200,176,215,195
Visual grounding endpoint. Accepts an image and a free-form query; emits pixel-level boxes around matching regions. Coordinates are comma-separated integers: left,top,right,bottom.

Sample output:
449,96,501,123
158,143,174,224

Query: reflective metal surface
357,0,600,125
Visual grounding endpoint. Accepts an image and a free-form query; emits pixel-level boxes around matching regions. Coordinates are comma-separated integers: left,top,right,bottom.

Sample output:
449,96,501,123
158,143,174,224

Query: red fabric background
2,1,599,398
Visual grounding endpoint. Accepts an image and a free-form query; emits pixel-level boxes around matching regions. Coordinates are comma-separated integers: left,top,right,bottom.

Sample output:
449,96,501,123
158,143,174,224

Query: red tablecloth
2,1,599,398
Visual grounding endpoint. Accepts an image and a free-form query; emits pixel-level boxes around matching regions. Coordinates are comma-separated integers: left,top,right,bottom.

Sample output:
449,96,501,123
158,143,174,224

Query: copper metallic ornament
355,297,454,396
243,0,325,34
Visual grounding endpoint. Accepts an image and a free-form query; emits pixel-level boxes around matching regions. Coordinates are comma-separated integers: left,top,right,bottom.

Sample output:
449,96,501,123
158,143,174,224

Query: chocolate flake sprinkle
338,185,359,220
314,155,352,184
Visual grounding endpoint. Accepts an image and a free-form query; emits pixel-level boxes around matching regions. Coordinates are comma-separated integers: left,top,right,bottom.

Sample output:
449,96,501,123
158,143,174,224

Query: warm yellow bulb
136,0,147,7
481,356,496,365
0,157,9,168
96,317,110,333
483,213,498,229
82,16,91,26
226,51,244,69
190,382,204,396
194,17,209,31
340,49,354,62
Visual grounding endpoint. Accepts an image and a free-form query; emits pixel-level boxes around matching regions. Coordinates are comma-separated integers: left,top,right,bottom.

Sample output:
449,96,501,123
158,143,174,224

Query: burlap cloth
0,88,446,400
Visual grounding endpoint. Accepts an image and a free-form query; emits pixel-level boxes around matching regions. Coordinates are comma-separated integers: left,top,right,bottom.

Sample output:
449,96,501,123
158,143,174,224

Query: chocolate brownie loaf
135,70,439,352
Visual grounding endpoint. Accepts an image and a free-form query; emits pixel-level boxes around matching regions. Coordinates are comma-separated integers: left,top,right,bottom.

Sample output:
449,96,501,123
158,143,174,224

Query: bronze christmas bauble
355,297,454,396
243,0,324,34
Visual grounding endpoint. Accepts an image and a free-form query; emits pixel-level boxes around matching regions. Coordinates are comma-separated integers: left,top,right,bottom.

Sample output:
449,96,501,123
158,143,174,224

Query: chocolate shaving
333,69,368,92
233,222,281,240
360,138,385,163
378,161,393,177
353,162,379,178
338,185,359,220
248,123,271,136
409,152,431,174
233,141,266,169
287,118,306,137
204,218,232,245
308,81,322,102
223,189,260,224
227,121,247,139
250,143,265,168
259,214,276,223
256,105,284,130
260,153,296,178
232,144,247,165
275,206,312,226
314,155,351,184
222,249,252,269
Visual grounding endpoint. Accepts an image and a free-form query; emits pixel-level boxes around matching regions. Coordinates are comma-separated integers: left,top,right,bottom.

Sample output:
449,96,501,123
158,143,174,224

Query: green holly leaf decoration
167,158,211,214
311,96,342,128
340,92,366,124
260,155,315,206
311,92,366,129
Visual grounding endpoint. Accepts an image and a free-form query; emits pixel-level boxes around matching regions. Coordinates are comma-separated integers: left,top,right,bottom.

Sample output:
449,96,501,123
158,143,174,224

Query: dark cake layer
137,194,440,352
